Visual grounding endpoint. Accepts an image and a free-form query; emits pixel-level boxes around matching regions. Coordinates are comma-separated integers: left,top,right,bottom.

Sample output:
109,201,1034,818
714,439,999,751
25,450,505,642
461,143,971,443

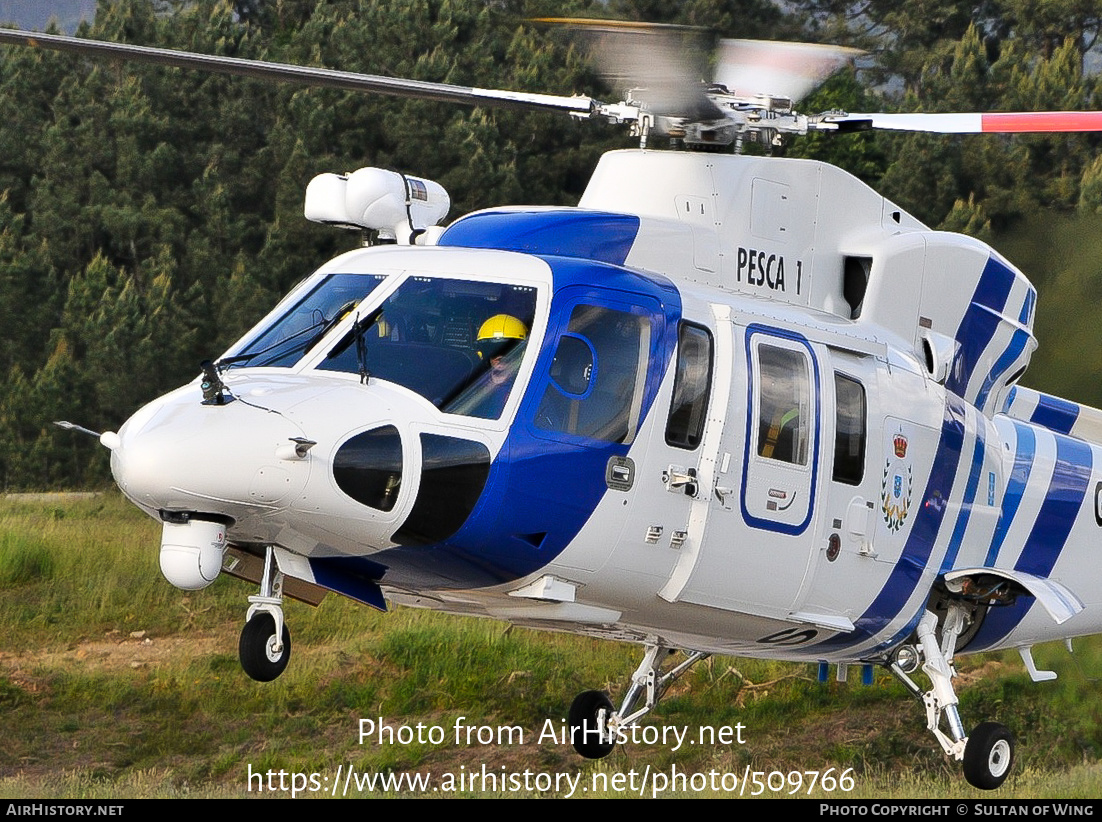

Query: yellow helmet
476,314,527,359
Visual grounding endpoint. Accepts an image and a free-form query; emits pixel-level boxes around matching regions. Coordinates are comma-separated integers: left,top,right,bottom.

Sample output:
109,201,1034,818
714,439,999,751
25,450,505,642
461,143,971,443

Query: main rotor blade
537,17,722,120
715,40,862,103
0,28,597,116
842,111,1102,133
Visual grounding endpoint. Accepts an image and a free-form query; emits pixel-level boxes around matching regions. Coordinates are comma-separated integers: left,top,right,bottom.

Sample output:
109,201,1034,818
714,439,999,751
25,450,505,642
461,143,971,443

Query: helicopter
11,18,1102,792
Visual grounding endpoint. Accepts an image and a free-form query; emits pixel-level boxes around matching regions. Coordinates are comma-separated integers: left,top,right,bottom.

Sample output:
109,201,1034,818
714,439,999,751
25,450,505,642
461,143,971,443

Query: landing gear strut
569,642,708,759
238,546,291,682
886,607,1014,790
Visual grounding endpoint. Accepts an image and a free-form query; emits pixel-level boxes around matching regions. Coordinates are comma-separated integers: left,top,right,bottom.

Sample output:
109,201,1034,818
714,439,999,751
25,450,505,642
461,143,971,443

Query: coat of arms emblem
882,431,913,533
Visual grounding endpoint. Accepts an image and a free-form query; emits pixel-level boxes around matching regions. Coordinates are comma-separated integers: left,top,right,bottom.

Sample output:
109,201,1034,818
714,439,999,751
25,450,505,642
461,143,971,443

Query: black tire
239,613,291,682
963,721,1014,790
568,690,615,759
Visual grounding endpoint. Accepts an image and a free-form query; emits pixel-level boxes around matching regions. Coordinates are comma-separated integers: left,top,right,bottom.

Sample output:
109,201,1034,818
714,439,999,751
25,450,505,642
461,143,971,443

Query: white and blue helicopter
15,21,1102,791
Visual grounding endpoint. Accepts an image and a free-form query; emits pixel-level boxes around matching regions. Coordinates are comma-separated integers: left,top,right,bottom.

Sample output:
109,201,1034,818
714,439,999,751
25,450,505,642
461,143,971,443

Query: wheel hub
265,635,283,663
988,739,1011,778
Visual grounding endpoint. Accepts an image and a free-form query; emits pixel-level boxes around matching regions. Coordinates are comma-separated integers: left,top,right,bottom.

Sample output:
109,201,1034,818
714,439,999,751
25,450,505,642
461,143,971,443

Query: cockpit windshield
223,272,388,368
319,276,538,419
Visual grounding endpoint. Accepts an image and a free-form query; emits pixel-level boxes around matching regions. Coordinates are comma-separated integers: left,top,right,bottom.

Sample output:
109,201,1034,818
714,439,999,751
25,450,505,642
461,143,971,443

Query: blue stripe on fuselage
984,422,1035,566
1014,433,1092,577
975,327,1031,412
940,417,987,575
1030,393,1080,435
945,256,1014,400
814,395,968,650
968,430,1093,650
438,209,641,266
1019,288,1035,325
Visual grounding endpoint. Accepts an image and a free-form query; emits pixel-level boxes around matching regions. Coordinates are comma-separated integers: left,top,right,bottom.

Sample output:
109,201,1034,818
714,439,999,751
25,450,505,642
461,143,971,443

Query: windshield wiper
327,306,384,360
327,306,385,384
302,299,359,355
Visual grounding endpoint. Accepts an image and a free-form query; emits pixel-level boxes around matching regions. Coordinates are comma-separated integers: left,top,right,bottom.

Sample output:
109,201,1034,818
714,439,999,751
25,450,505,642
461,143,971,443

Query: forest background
3,0,1102,489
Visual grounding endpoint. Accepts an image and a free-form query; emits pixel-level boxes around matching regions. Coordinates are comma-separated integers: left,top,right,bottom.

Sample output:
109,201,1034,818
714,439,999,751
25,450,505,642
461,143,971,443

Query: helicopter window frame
741,326,821,536
307,270,548,422
665,322,714,450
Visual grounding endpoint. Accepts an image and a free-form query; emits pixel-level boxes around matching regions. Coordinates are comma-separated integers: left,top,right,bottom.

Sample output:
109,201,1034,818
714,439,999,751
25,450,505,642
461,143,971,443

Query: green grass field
1,493,1101,798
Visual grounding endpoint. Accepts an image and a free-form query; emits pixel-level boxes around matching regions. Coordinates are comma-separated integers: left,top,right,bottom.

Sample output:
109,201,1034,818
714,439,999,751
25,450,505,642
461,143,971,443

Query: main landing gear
886,607,1014,790
568,642,708,759
238,546,291,682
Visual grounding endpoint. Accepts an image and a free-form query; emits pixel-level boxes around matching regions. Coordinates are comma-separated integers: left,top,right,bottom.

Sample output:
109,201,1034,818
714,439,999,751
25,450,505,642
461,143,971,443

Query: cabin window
535,304,651,444
665,323,713,450
756,344,810,465
833,373,866,485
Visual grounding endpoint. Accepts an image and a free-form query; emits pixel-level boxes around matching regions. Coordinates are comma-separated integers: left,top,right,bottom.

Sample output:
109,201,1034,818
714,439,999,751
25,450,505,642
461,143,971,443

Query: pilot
476,312,526,409
450,314,528,419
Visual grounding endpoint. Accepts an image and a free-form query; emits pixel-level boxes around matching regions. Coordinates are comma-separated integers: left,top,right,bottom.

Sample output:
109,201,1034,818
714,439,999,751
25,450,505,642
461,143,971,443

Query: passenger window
833,373,866,485
665,323,713,450
757,344,810,465
535,304,651,444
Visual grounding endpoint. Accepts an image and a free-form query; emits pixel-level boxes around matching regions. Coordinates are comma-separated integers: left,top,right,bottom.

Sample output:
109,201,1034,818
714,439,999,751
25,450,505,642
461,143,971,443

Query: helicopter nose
110,387,310,515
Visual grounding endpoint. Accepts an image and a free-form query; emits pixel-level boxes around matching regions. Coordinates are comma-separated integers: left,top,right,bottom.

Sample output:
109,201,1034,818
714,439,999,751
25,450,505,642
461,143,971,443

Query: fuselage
109,150,1102,665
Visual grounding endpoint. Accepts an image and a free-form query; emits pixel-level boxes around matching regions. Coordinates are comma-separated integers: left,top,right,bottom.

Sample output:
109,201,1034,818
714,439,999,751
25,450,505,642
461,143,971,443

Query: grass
2,493,1101,798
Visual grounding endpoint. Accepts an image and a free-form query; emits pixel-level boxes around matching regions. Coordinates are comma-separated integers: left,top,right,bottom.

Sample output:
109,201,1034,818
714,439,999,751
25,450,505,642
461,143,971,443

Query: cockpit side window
319,276,538,418
534,304,652,444
833,373,866,485
225,272,387,368
665,323,713,450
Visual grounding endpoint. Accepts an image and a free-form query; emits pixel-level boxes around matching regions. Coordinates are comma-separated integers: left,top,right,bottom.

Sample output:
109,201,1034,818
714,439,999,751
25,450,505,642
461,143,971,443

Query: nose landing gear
239,546,291,682
568,642,708,759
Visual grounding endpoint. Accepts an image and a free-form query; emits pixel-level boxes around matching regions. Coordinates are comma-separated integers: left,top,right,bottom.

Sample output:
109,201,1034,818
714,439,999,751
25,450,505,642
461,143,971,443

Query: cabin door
670,322,824,619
